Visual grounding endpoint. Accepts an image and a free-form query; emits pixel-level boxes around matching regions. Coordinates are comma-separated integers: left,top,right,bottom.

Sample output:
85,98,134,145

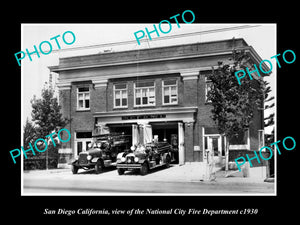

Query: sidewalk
23,162,272,184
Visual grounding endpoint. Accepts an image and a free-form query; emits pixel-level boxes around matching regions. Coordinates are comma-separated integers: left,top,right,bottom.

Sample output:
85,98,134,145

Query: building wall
54,39,266,166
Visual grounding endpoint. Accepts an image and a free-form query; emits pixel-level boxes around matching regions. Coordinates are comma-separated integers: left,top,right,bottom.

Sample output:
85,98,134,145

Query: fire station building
49,38,265,168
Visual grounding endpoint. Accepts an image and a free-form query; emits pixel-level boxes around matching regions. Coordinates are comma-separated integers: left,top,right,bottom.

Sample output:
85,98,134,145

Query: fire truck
71,133,131,174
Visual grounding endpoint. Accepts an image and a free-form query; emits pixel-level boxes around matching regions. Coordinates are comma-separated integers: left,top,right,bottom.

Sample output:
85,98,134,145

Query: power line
25,25,261,55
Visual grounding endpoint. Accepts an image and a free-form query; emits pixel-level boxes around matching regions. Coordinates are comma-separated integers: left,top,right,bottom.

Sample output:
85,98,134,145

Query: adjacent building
49,38,266,169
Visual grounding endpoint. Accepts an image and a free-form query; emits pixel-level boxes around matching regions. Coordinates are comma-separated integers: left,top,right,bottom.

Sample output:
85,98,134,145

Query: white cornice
50,51,233,72
93,106,198,118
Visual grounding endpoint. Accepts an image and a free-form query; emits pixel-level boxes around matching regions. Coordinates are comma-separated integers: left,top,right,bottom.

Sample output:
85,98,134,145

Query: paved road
22,165,275,195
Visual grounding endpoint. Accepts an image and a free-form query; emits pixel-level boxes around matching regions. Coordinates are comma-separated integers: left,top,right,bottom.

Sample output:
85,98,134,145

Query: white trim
57,66,218,86
94,79,108,88
57,82,71,90
94,106,197,117
180,69,199,80
50,51,233,72
202,127,205,160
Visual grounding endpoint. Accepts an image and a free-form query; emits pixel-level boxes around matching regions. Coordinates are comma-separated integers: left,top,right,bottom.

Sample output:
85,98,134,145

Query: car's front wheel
117,168,125,175
71,165,78,174
165,155,171,168
95,160,103,174
140,162,149,176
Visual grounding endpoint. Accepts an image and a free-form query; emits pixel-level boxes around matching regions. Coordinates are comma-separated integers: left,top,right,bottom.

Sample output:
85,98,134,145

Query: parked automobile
71,133,131,174
116,141,174,175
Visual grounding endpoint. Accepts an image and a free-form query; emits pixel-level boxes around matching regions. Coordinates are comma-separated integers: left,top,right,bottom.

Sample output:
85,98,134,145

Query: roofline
49,38,271,75
49,38,247,72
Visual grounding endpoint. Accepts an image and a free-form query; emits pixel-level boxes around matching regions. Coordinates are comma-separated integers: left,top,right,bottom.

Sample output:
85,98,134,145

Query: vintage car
71,133,131,174
116,141,174,175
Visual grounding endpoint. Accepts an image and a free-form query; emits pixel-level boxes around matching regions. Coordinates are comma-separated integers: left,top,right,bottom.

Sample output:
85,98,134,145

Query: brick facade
50,38,266,168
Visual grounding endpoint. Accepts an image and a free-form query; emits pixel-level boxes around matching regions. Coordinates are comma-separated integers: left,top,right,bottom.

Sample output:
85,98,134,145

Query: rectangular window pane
212,138,219,156
115,99,120,106
76,132,92,139
136,81,154,88
149,88,155,96
149,96,155,104
171,86,177,95
79,100,83,108
115,91,121,99
85,93,90,99
164,87,170,96
85,99,89,108
142,89,147,97
136,98,141,105
164,96,169,103
115,84,127,89
77,142,83,154
163,80,176,86
122,90,127,98
78,93,83,100
142,97,147,104
78,87,89,92
136,89,141,97
122,98,127,106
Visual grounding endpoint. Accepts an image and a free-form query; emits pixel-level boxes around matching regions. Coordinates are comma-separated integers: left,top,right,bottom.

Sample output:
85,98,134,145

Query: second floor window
163,79,178,105
134,81,155,106
114,84,128,108
77,87,90,110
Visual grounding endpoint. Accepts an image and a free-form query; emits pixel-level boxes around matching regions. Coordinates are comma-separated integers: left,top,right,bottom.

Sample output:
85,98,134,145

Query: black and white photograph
4,5,299,220
20,23,276,195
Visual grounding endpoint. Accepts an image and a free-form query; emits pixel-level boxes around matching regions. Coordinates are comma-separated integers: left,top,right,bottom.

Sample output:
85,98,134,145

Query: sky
21,23,276,133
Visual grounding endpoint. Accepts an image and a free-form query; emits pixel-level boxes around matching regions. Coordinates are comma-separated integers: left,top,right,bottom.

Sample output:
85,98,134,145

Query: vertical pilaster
180,69,199,107
184,122,194,162
57,83,72,168
178,122,185,165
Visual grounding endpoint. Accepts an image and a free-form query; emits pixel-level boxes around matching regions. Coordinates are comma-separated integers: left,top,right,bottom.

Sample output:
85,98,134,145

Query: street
22,164,275,195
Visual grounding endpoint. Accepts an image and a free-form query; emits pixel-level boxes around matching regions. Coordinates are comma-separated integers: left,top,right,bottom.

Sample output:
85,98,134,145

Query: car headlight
134,157,139,163
130,146,136,151
121,157,126,162
87,155,92,160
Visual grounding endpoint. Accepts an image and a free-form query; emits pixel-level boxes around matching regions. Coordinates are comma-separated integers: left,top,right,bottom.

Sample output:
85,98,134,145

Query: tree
207,50,265,172
31,82,68,137
263,80,275,147
23,117,37,149
29,82,69,169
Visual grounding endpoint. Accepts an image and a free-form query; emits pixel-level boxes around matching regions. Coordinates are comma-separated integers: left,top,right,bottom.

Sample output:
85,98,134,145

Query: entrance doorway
108,124,133,147
75,131,93,155
152,122,179,164
204,135,225,167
